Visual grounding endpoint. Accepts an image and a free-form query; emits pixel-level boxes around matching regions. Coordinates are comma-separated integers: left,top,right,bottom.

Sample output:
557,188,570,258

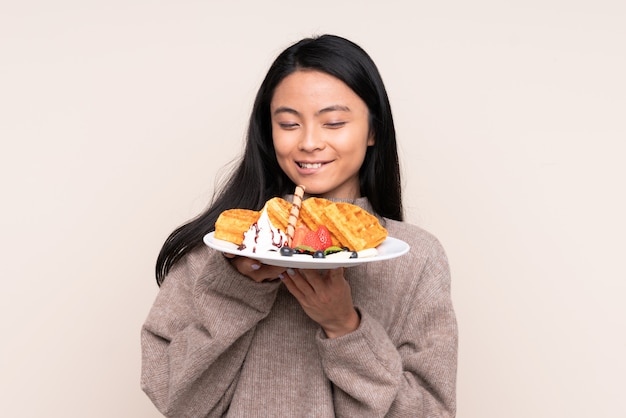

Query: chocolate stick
286,185,305,247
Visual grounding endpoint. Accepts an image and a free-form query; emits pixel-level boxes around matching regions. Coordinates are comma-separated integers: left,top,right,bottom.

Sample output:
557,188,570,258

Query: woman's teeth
298,162,323,169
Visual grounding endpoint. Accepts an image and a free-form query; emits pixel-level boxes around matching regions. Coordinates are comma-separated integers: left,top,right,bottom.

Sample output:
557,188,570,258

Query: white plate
203,232,410,269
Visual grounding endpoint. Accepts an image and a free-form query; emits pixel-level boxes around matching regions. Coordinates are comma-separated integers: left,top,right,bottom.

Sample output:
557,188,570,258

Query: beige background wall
2,1,624,417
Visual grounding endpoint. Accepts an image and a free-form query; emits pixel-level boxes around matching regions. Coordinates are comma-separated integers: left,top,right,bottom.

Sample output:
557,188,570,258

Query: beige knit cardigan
141,198,458,417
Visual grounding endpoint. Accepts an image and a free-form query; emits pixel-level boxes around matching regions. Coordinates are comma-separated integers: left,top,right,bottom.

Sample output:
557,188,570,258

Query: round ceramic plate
203,232,410,269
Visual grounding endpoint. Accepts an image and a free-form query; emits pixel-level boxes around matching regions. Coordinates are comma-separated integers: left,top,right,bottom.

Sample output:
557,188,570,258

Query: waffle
214,208,260,245
300,198,332,229
300,198,340,245
265,197,292,231
320,202,387,251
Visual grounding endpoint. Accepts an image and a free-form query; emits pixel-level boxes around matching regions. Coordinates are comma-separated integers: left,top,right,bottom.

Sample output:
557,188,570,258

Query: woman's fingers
281,267,358,337
283,268,317,294
298,268,340,291
283,267,346,303
226,254,285,282
280,270,304,299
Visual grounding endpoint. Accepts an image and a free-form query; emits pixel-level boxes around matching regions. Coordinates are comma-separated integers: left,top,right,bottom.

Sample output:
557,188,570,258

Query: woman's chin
304,189,360,200
286,177,360,200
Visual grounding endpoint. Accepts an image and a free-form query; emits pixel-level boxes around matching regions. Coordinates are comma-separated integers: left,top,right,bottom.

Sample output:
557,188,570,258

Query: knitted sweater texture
141,198,458,417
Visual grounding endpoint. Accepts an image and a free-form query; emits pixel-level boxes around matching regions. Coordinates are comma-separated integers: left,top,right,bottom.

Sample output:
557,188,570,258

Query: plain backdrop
1,1,625,417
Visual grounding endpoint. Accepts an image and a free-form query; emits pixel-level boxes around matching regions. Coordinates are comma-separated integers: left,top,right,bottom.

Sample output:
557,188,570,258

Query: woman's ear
367,131,375,146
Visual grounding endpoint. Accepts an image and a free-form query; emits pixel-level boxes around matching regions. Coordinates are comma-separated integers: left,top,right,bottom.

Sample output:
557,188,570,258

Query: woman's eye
324,121,346,128
278,122,299,129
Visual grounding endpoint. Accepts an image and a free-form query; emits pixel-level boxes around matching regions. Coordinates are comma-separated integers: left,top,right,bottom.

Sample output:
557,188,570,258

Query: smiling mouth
297,162,324,169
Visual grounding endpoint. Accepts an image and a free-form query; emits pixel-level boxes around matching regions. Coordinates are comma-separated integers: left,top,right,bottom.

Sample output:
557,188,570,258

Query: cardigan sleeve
316,236,458,417
140,246,281,417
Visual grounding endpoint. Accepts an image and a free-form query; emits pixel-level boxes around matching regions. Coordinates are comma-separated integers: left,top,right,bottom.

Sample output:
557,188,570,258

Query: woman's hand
224,253,286,283
281,267,360,338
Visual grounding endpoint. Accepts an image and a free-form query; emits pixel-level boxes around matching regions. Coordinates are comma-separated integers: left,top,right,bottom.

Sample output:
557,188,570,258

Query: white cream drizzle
240,208,287,254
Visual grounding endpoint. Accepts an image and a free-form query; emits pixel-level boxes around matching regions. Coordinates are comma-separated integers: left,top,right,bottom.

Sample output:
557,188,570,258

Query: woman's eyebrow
273,106,299,116
317,105,350,115
272,105,351,116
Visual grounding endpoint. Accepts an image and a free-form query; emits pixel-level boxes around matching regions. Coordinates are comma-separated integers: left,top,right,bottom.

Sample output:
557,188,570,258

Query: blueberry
312,250,325,259
280,246,294,257
349,251,358,259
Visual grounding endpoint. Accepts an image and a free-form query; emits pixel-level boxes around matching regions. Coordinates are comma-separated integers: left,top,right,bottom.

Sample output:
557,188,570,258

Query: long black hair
155,34,402,285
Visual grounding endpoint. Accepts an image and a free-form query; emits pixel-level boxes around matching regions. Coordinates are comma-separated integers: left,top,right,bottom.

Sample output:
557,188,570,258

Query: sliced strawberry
292,226,310,247
301,229,323,250
316,225,333,250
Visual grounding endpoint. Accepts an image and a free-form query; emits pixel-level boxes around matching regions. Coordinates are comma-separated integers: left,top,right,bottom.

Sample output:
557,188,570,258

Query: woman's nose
298,126,325,152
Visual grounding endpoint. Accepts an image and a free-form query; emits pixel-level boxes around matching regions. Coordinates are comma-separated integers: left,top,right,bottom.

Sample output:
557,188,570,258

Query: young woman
142,34,458,417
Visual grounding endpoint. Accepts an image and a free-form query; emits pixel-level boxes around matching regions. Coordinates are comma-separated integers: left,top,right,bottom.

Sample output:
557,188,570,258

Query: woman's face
271,70,374,200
